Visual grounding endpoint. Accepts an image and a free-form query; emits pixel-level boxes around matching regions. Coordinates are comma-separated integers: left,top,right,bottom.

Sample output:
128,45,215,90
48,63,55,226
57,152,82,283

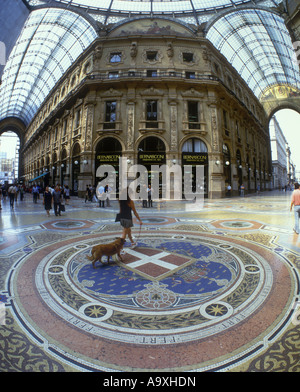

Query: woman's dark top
44,190,52,210
119,200,132,219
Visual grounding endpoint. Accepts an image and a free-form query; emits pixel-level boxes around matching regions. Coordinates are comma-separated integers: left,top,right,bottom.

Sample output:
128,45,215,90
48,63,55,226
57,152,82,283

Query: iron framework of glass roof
0,6,98,125
0,0,299,126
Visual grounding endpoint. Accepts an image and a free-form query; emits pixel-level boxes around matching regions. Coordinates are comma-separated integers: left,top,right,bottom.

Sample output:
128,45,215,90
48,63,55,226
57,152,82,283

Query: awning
29,172,49,182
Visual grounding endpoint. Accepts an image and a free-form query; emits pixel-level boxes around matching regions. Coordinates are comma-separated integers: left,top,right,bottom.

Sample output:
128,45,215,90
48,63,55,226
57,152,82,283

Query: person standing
147,184,153,207
52,185,62,216
290,182,300,234
43,186,52,216
97,184,106,207
118,188,142,248
240,184,245,197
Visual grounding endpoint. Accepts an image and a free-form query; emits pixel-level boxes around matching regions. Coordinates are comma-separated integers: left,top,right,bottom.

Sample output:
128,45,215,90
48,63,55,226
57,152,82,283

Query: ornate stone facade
22,18,272,198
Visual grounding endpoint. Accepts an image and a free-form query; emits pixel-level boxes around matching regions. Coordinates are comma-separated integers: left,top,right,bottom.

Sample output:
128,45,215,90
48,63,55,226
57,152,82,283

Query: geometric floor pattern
1,191,300,373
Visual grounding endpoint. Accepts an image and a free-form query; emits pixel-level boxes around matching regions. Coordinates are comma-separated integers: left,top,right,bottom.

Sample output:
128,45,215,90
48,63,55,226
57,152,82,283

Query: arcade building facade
22,18,272,199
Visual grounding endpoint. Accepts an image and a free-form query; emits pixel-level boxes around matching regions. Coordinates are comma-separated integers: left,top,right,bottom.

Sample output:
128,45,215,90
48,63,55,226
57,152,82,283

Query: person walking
290,182,300,234
43,186,52,216
64,185,70,205
8,184,17,209
32,184,39,203
118,188,142,248
52,185,62,216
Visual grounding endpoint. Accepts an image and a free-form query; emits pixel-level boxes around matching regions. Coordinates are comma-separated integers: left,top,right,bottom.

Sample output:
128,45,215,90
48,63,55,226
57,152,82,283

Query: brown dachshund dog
87,237,126,268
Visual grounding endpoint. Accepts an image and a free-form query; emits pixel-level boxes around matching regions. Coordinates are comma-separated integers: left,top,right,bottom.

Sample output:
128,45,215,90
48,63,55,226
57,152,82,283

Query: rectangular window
183,52,194,62
110,52,122,63
188,101,200,129
185,71,195,79
54,127,58,141
146,51,158,61
223,110,228,129
146,100,158,128
108,71,119,79
75,110,81,129
63,119,68,136
104,101,116,129
147,69,157,77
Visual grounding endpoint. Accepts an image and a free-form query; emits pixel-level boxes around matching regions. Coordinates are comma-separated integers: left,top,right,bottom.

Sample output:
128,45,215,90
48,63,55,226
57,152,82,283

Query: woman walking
43,186,52,216
118,188,142,247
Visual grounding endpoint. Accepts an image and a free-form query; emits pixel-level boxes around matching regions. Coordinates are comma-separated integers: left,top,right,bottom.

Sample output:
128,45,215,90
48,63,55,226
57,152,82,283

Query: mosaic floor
0,191,300,372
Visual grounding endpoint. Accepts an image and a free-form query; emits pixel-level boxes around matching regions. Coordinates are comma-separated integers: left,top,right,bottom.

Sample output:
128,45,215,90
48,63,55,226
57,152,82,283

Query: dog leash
135,222,142,243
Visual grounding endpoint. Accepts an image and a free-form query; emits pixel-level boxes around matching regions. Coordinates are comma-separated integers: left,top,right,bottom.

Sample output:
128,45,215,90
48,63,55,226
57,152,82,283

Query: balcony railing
89,70,218,82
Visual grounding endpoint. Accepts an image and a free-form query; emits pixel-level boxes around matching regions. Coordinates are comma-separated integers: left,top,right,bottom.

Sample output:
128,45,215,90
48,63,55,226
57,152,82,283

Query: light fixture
61,164,64,168
225,161,230,166
215,160,220,165
74,160,78,165
83,160,88,165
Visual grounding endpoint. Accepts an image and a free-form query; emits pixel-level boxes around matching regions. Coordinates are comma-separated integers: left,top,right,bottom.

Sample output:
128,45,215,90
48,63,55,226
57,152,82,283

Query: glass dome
0,0,298,125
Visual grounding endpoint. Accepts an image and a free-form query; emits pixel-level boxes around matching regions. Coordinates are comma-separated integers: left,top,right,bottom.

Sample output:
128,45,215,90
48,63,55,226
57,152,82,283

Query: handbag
60,204,65,212
115,213,121,222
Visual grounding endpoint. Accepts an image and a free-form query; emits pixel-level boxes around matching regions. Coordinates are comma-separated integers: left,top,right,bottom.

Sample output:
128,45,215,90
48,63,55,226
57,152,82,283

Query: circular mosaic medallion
11,230,297,371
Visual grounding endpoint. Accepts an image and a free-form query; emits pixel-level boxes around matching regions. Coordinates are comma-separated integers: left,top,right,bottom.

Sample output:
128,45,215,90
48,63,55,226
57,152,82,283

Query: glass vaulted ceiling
0,7,97,125
207,8,300,98
0,0,299,126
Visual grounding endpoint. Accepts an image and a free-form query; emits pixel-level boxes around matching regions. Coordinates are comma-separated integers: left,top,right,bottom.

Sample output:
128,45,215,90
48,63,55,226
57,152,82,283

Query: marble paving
0,191,299,372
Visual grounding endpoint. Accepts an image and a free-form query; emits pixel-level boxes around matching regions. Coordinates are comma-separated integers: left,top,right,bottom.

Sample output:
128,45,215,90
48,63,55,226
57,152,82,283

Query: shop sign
182,153,208,165
138,153,165,164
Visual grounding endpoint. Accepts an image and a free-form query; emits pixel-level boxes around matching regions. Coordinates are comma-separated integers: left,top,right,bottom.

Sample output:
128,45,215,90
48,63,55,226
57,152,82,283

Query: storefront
95,138,122,194
138,137,166,197
182,138,208,198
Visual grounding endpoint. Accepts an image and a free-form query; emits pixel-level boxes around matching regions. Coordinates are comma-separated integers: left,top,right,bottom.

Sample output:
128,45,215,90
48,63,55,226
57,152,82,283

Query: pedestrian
105,184,112,207
8,184,17,209
290,182,300,235
240,183,245,197
85,185,90,203
52,185,62,216
142,183,147,208
147,184,153,207
32,184,39,203
118,188,142,248
43,186,52,216
226,184,231,197
97,184,106,207
64,185,70,205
